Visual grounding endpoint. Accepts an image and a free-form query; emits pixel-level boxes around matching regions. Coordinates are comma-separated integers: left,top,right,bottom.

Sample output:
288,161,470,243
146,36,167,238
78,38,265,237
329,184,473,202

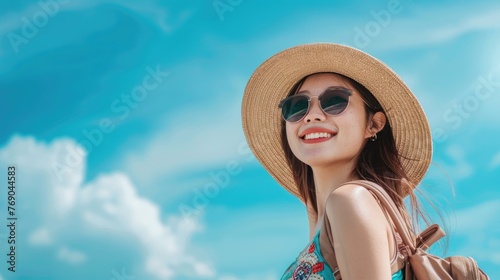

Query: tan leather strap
346,180,416,249
321,180,412,278
348,180,446,253
416,224,446,250
365,189,406,272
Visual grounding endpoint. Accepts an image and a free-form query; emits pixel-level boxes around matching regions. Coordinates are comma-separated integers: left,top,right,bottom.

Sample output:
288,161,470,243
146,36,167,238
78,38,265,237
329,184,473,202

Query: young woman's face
285,73,373,168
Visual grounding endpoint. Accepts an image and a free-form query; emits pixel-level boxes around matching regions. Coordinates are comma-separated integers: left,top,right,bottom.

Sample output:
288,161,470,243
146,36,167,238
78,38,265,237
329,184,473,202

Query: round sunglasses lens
282,96,309,122
321,89,350,115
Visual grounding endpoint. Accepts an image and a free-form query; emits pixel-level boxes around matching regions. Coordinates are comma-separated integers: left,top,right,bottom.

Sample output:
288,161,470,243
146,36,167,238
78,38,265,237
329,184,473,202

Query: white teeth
304,132,332,140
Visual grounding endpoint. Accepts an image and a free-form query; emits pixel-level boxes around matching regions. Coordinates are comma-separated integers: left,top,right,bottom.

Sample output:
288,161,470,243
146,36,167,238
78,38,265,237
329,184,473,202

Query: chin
301,153,357,167
300,156,338,167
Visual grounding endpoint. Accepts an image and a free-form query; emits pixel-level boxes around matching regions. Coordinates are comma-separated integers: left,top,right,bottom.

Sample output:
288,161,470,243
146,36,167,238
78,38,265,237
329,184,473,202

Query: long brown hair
279,72,430,236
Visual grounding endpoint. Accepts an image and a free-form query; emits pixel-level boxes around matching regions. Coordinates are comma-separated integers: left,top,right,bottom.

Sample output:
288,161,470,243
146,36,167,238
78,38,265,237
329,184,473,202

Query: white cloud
454,200,500,233
245,2,500,53
0,0,190,38
489,151,500,169
441,145,474,180
121,81,249,191
57,247,87,265
81,173,215,279
369,5,500,51
0,135,215,279
452,200,500,264
29,228,53,246
0,0,193,62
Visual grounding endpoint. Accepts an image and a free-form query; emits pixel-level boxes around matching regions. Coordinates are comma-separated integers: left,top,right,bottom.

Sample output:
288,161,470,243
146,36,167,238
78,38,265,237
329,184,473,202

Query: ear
365,111,386,139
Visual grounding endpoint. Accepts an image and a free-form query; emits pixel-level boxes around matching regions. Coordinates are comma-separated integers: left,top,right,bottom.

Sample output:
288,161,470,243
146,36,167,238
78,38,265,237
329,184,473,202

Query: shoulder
326,183,379,211
325,183,384,224
324,183,396,278
327,183,372,199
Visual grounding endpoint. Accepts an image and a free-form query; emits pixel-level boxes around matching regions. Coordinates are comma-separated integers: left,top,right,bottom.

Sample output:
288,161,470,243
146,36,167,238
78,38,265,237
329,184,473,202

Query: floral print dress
281,230,404,280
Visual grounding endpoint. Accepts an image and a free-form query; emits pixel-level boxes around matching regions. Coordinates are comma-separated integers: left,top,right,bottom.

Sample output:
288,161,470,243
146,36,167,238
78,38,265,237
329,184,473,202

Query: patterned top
281,229,404,280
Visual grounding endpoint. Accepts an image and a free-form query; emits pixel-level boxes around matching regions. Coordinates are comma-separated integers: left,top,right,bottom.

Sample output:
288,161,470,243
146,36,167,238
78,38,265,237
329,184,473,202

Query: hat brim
241,43,432,202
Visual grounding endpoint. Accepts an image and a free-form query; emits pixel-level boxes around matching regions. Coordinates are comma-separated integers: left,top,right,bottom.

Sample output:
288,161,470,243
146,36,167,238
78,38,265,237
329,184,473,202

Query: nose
303,96,326,123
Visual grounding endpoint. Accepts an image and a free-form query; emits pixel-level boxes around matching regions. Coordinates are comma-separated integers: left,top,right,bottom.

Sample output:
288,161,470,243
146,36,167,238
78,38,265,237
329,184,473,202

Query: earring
370,133,377,141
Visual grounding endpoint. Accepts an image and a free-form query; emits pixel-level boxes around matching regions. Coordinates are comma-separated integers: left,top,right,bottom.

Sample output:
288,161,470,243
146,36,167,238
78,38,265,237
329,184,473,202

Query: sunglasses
278,87,353,122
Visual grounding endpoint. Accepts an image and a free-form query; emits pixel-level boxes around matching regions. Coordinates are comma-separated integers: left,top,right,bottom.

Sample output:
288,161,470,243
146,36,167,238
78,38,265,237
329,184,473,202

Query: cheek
338,111,368,142
285,123,300,153
285,124,296,144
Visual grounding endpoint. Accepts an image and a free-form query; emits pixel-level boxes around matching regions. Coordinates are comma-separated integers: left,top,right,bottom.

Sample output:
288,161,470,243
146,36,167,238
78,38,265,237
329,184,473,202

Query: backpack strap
348,180,446,253
320,180,417,278
347,180,415,251
415,224,445,250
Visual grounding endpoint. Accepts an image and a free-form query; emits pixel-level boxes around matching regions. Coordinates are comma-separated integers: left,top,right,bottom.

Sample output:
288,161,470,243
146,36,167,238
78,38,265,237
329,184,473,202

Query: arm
326,184,392,280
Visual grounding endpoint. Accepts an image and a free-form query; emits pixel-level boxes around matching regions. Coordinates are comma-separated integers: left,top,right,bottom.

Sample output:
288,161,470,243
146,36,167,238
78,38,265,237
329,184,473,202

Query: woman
241,44,433,279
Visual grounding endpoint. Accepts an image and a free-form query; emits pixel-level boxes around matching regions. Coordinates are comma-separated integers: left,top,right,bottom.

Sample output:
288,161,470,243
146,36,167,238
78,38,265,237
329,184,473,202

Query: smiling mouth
301,132,335,140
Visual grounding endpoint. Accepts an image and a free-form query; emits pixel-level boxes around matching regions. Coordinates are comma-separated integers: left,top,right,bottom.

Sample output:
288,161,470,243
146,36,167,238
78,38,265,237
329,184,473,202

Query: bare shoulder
326,183,379,208
324,183,395,278
325,183,383,221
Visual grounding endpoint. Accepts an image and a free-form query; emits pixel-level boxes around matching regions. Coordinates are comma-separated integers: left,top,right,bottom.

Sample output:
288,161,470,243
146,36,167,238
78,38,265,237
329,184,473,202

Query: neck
308,160,360,236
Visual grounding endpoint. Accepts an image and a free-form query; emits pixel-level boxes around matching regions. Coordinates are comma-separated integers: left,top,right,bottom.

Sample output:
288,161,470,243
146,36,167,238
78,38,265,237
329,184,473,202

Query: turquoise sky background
0,0,499,279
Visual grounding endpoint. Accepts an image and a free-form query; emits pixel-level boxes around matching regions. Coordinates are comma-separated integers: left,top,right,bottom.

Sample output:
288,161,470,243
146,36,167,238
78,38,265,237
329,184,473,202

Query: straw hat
241,43,432,201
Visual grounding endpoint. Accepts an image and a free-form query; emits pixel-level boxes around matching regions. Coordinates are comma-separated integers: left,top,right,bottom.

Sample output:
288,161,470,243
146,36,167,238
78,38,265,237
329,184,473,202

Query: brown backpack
352,180,490,280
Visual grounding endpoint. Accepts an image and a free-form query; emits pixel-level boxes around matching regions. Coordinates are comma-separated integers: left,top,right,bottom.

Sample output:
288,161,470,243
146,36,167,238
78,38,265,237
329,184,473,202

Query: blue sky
0,0,499,279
